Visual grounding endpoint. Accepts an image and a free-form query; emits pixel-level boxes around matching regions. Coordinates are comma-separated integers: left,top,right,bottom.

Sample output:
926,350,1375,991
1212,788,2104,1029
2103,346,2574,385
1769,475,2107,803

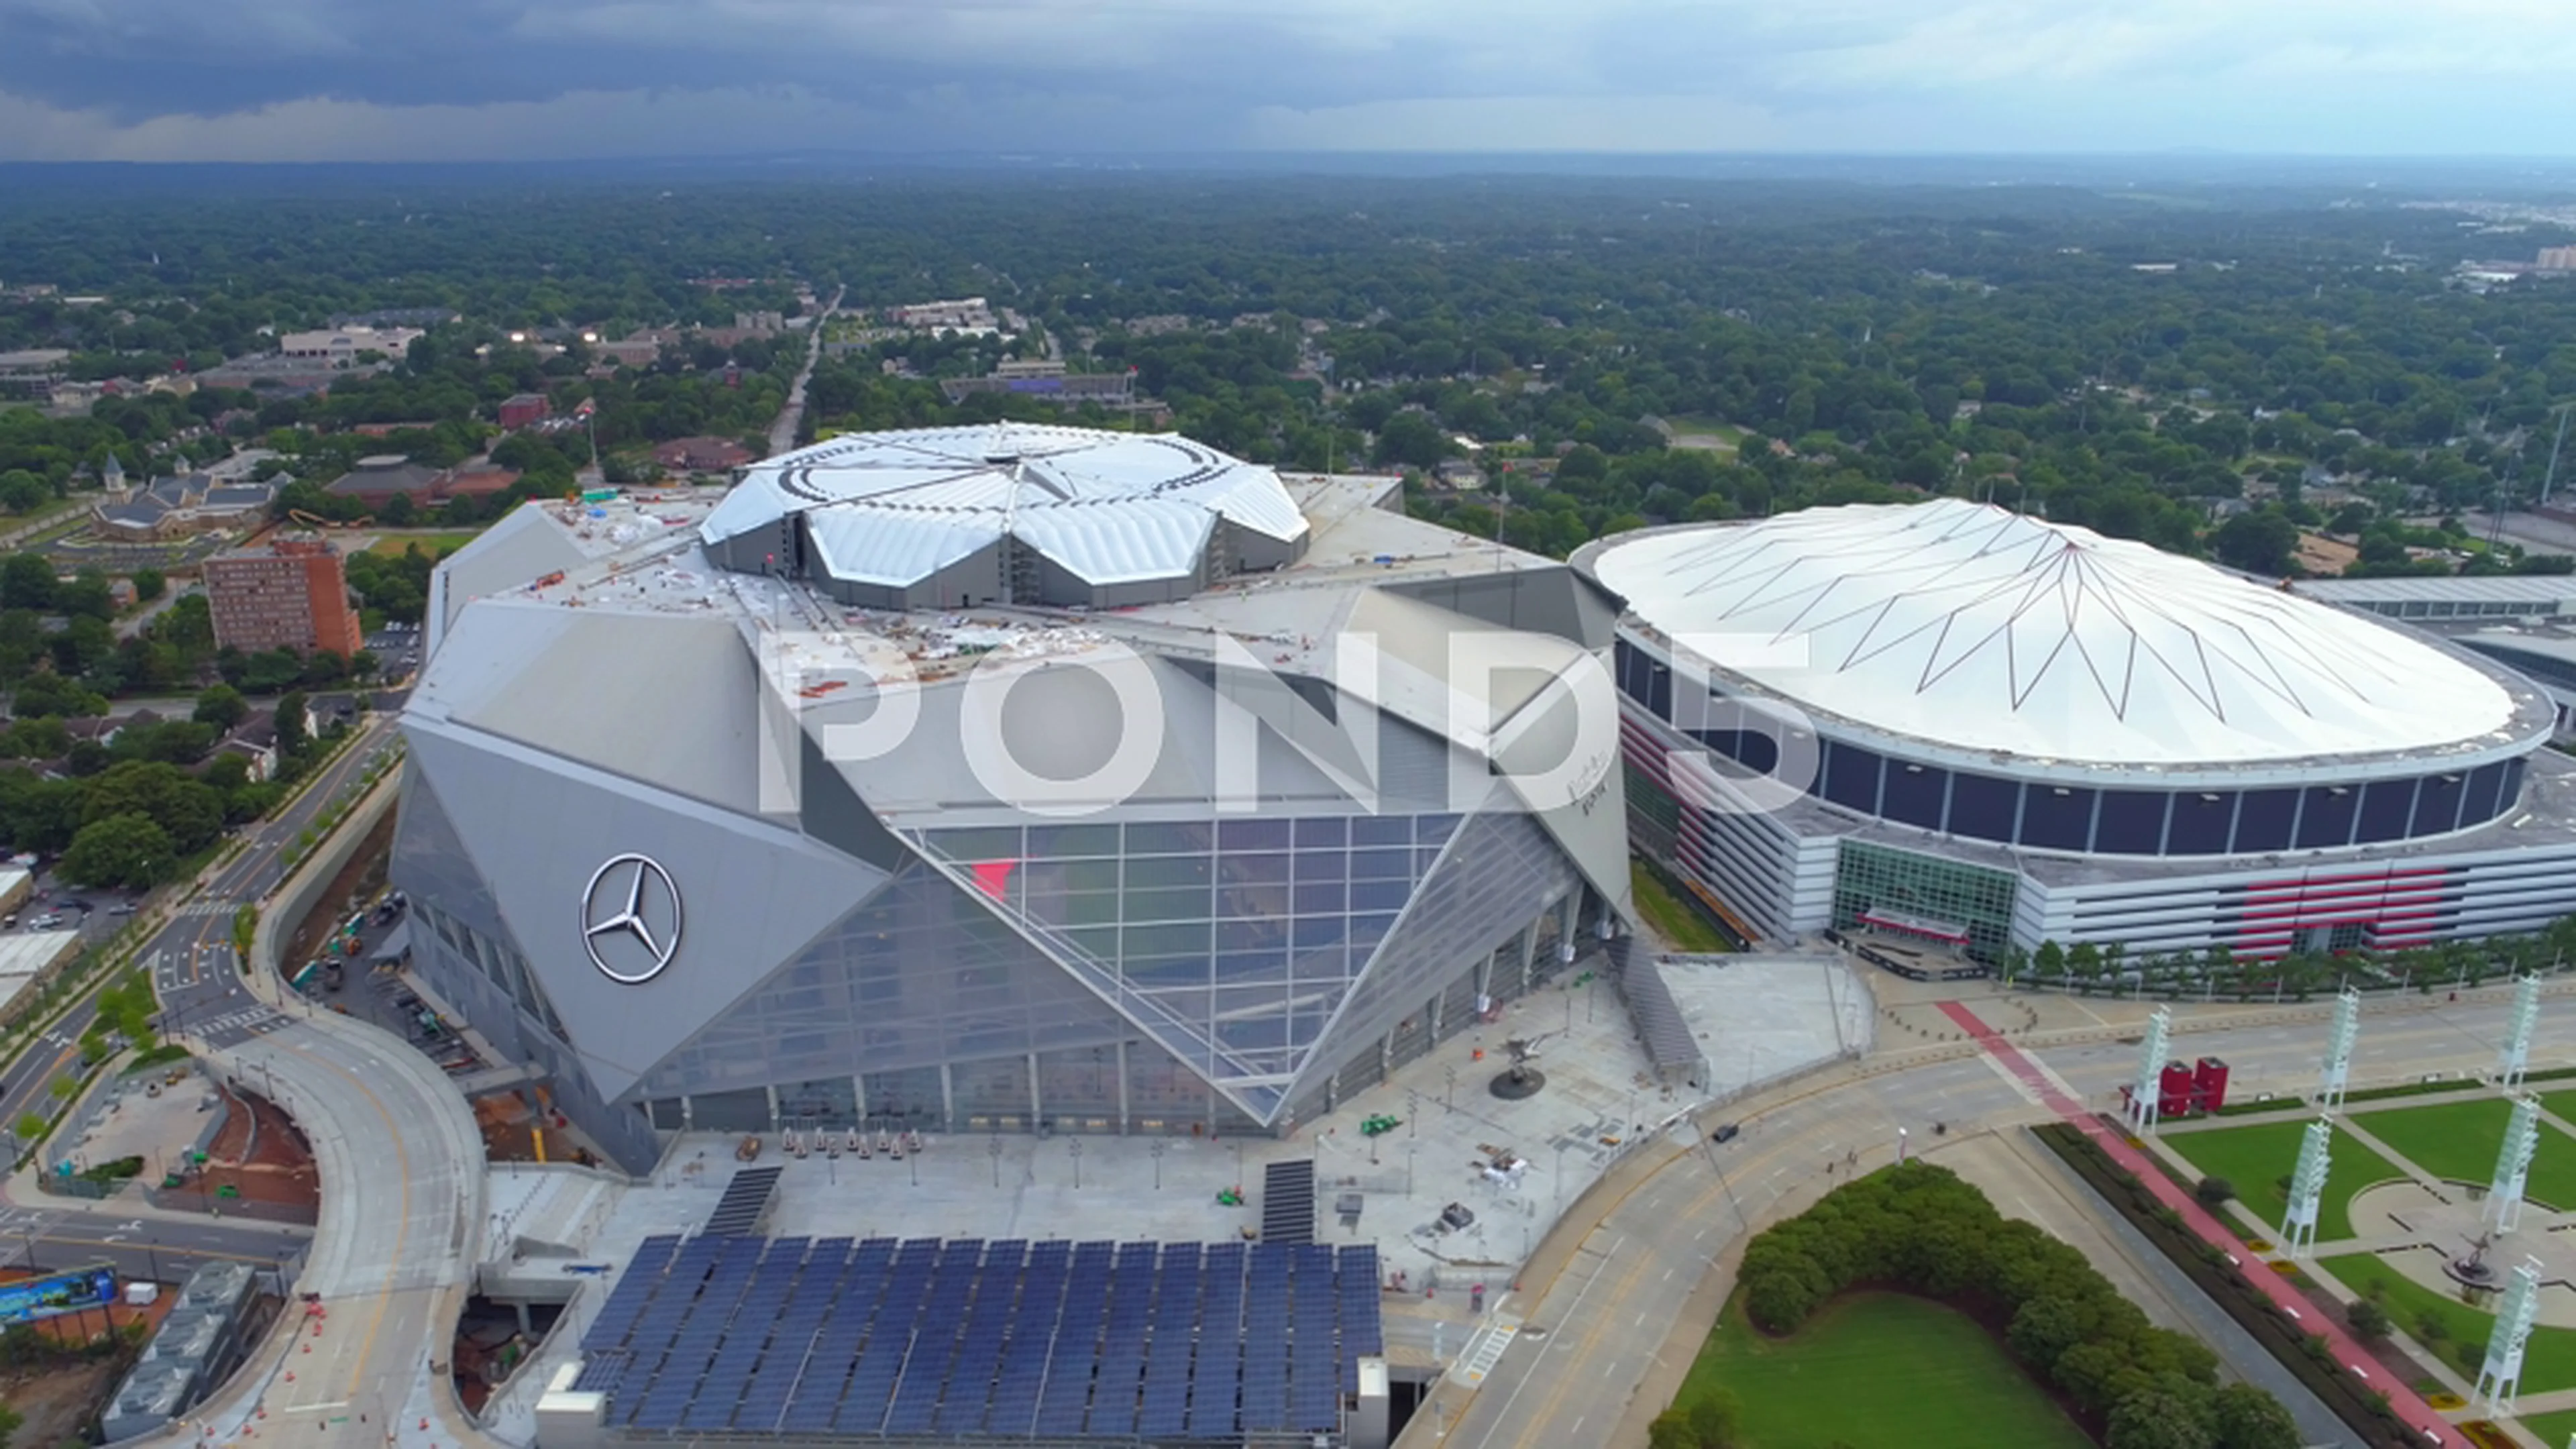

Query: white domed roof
1587,498,2519,767
701,423,1306,588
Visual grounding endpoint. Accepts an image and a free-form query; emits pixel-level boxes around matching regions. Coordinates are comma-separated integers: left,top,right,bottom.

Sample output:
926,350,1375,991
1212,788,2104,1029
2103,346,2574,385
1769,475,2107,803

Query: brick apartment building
203,537,364,657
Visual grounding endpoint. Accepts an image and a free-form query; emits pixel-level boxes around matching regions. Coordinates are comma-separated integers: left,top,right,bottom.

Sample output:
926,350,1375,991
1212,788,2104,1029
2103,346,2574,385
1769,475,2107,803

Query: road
0,716,403,1163
767,284,845,457
184,990,486,1448
0,1197,307,1289
1438,983,2576,1449
0,702,489,1449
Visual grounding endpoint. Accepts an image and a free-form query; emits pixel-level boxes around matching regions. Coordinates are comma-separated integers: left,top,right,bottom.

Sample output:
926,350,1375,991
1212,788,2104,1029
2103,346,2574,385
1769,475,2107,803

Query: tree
2194,1176,2235,1206
1372,411,1449,470
2106,1376,2217,1449
2033,938,2067,985
2209,1381,2301,1449
9,1112,40,1142
0,555,52,612
130,568,166,602
60,812,176,890
193,683,248,732
2346,1297,2391,1342
0,471,47,514
276,690,311,760
80,761,223,853
1685,1390,1742,1448
2210,511,2302,577
1646,1411,1699,1449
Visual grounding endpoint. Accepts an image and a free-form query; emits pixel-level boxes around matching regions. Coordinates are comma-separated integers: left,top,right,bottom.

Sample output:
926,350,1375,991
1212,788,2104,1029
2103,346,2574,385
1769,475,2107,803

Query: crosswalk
1456,1315,1521,1386
191,1004,286,1048
171,900,235,918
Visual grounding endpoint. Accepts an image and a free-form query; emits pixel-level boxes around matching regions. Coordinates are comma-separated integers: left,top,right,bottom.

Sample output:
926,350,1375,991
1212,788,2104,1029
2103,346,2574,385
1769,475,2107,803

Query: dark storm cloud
0,0,1450,123
1,0,2572,160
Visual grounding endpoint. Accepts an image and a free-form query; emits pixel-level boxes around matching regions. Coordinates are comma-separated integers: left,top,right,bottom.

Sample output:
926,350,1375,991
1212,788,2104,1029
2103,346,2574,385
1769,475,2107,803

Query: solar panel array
704,1167,784,1238
576,1235,1383,1442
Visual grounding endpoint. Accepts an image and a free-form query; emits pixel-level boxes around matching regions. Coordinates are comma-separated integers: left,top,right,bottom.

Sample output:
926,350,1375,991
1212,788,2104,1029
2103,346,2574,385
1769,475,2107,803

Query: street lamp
1070,1139,1083,1191
1553,1142,1569,1218
1896,1126,1909,1165
988,1134,1002,1188
1150,1141,1165,1191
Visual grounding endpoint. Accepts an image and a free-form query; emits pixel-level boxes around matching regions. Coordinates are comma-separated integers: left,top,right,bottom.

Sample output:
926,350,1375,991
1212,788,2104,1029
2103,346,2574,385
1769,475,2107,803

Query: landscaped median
1650,1159,2302,1449
2032,1121,2430,1449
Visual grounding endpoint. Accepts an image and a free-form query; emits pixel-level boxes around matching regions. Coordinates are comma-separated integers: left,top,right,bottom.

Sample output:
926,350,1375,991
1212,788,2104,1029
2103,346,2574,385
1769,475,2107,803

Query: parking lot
363,623,423,683
9,864,145,941
288,887,483,1077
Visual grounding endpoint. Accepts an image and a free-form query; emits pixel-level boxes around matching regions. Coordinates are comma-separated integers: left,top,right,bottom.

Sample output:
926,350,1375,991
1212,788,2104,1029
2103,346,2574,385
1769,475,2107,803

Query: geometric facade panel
1295,806,1582,1108
914,812,1458,1118
631,861,1136,1102
404,720,890,1104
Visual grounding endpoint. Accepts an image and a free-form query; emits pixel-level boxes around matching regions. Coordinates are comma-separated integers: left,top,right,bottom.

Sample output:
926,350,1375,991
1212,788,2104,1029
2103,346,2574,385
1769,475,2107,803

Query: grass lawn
2349,1265,2576,1394
2521,1407,2576,1444
1629,859,1734,954
367,530,481,557
1659,415,1745,448
1674,1291,2093,1449
2163,1118,2405,1242
2538,1089,2576,1133
2354,1096,2576,1210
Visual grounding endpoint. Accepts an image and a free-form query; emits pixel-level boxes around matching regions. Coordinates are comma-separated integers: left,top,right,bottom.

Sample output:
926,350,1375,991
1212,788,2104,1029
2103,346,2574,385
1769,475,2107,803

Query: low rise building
92,473,275,541
649,437,755,474
325,455,520,508
274,325,423,366
0,348,69,400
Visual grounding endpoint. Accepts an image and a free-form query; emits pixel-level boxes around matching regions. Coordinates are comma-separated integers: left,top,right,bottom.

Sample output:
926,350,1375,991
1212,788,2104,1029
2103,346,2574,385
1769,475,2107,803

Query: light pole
1070,1139,1084,1191
1896,1126,1909,1164
1553,1142,1569,1218
1150,1141,1165,1191
1406,1144,1416,1199
1444,1066,1457,1112
988,1134,1002,1188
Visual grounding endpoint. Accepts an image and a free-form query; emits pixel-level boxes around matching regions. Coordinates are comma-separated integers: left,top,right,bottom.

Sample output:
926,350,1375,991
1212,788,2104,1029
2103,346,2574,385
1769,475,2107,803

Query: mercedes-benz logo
582,853,683,984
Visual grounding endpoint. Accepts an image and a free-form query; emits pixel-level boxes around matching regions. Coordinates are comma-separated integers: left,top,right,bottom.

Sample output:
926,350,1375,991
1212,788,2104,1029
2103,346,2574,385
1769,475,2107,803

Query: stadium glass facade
1829,841,2019,961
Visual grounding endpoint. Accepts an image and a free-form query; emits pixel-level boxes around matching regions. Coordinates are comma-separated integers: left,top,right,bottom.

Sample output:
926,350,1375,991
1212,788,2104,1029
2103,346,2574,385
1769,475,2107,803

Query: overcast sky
1,0,2572,162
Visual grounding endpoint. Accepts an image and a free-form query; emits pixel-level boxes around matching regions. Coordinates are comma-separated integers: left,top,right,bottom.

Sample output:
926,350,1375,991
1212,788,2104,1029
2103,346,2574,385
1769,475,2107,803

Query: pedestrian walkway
1937,1000,2465,1449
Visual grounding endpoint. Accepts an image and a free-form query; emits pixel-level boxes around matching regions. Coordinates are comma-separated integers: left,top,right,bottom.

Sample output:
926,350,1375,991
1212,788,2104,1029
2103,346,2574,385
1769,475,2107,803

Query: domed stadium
1576,498,2576,965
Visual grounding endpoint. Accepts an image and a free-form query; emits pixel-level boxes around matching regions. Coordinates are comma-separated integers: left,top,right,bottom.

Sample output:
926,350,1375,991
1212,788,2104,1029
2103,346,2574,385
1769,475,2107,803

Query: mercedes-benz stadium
390,424,1631,1173
1575,498,2576,964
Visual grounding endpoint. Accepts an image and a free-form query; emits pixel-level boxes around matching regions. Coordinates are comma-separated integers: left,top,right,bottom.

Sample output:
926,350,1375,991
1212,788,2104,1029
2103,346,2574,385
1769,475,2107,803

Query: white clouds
2,0,2575,158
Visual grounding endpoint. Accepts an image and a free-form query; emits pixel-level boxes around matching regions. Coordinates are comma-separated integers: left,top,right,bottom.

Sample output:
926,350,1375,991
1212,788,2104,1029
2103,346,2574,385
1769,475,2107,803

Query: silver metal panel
402,717,893,1104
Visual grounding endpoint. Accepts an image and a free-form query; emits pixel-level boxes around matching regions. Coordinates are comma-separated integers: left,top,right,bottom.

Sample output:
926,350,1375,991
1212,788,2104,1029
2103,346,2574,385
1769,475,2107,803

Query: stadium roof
1581,498,2524,768
2292,574,2576,608
701,423,1307,589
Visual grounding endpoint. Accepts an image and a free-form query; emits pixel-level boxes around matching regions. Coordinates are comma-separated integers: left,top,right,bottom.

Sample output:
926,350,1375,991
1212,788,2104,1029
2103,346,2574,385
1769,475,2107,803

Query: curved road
1435,983,2576,1449
17,712,502,1449
156,738,493,1449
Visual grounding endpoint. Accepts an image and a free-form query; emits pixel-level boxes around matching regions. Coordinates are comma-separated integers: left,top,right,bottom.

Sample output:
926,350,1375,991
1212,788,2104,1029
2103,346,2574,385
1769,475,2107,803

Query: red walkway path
1935,1000,2459,1448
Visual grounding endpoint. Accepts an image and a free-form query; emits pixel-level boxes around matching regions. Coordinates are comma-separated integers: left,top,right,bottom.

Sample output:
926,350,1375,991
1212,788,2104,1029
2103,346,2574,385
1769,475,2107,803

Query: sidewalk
1939,999,2466,1449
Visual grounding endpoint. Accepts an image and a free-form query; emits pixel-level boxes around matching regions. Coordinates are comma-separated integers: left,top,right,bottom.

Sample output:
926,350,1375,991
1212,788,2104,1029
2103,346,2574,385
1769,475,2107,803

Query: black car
1711,1123,1741,1144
